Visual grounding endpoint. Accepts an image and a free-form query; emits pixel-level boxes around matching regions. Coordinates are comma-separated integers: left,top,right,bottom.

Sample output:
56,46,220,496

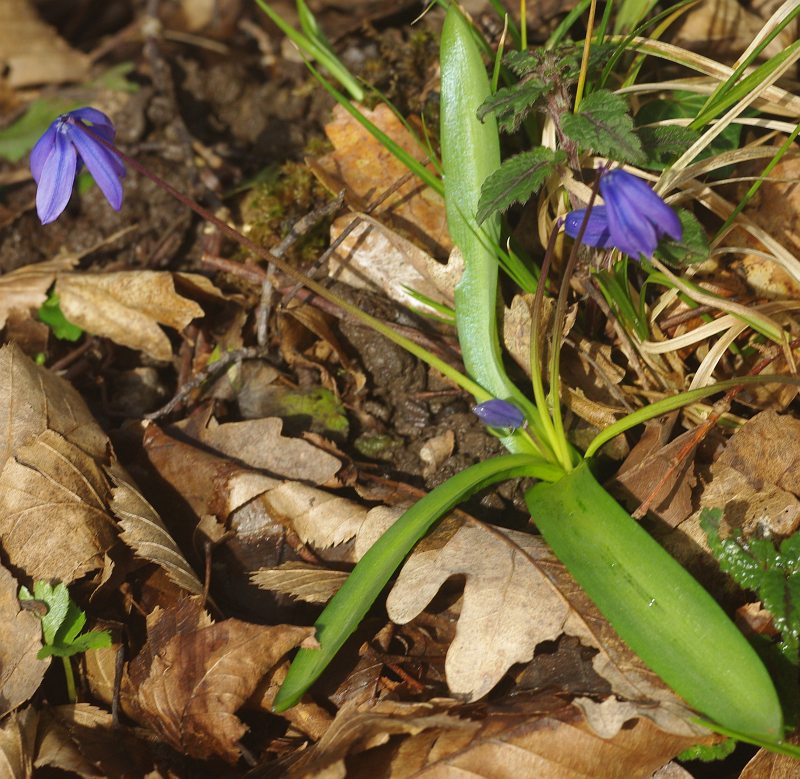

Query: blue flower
472,399,526,430
564,169,682,259
30,107,125,224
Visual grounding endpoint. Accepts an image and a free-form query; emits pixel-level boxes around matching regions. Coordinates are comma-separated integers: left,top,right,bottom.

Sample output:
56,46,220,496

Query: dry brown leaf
36,703,154,778
384,520,699,736
0,343,108,464
55,271,204,361
740,736,800,778
110,476,203,594
124,597,314,762
0,706,38,779
179,415,342,485
328,214,460,313
287,694,705,779
251,562,348,603
0,0,88,86
0,430,118,583
310,103,451,257
0,257,78,331
612,414,696,527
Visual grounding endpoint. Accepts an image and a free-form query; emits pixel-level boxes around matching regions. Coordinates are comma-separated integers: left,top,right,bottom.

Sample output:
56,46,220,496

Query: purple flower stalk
472,399,526,430
30,107,125,224
564,169,682,259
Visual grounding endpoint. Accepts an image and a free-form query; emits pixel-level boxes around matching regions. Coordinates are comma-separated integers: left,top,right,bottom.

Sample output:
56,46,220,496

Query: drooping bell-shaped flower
30,107,125,224
472,399,526,430
565,169,682,259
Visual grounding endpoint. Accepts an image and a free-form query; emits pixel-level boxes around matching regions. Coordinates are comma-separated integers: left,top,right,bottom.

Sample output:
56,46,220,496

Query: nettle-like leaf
655,209,709,266
701,508,800,664
477,148,565,224
503,49,540,77
19,581,111,659
638,125,700,169
561,89,644,164
477,78,547,133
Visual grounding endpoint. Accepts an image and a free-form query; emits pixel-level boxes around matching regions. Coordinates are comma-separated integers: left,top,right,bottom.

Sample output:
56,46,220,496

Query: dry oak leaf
0,706,38,779
385,521,700,738
0,566,49,720
286,694,703,779
125,597,314,763
0,430,117,584
55,271,205,361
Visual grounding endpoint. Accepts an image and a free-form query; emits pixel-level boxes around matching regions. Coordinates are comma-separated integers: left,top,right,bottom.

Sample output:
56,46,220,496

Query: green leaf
638,125,700,169
503,50,539,76
654,209,709,266
528,465,783,740
39,630,112,658
476,78,547,133
19,581,70,645
0,98,77,162
701,508,800,665
678,738,737,763
561,89,644,164
37,292,84,342
476,148,564,225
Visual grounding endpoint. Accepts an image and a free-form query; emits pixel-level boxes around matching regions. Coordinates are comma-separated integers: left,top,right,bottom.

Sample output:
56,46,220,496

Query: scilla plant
31,3,798,753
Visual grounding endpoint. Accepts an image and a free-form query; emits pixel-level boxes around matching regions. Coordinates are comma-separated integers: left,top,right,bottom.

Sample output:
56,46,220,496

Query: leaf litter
1,1,799,777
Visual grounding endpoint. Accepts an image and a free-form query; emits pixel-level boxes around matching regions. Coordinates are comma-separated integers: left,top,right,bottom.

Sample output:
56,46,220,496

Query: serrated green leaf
561,89,644,164
40,629,112,658
476,148,564,224
701,508,800,664
477,78,546,133
655,209,709,266
504,50,539,76
638,125,700,169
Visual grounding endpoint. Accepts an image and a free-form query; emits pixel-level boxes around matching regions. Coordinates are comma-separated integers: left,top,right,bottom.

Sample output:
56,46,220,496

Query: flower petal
30,122,58,183
68,123,124,211
36,130,77,224
601,171,660,258
472,399,525,429
564,206,614,249
69,107,116,138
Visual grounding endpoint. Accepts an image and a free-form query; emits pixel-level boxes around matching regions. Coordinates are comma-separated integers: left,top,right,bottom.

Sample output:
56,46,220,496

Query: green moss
354,434,399,459
278,387,349,437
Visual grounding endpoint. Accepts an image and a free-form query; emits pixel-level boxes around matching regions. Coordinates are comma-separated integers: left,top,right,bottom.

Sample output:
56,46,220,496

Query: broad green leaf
476,148,564,224
527,463,783,740
0,98,76,162
19,581,70,646
561,89,644,164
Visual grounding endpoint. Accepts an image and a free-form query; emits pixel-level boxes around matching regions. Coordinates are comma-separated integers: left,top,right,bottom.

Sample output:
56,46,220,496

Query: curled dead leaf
124,597,314,762
0,566,49,719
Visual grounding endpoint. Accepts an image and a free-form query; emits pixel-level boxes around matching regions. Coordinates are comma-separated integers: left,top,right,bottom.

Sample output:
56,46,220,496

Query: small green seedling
38,291,83,342
19,581,112,701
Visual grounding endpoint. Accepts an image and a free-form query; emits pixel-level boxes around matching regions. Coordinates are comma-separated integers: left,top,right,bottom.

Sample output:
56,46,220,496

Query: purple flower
30,107,125,224
564,169,682,259
472,399,526,430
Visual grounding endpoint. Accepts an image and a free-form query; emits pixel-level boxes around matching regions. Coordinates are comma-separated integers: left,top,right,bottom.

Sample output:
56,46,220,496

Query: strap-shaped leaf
526,461,783,740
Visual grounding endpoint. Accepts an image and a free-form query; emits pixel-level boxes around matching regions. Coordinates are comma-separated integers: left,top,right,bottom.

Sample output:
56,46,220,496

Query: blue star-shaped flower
565,169,682,259
30,107,125,225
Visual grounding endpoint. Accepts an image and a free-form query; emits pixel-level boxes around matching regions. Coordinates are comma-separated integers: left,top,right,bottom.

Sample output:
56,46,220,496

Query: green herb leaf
477,78,547,133
701,508,800,664
476,148,565,224
655,209,709,266
561,89,644,164
638,125,700,169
